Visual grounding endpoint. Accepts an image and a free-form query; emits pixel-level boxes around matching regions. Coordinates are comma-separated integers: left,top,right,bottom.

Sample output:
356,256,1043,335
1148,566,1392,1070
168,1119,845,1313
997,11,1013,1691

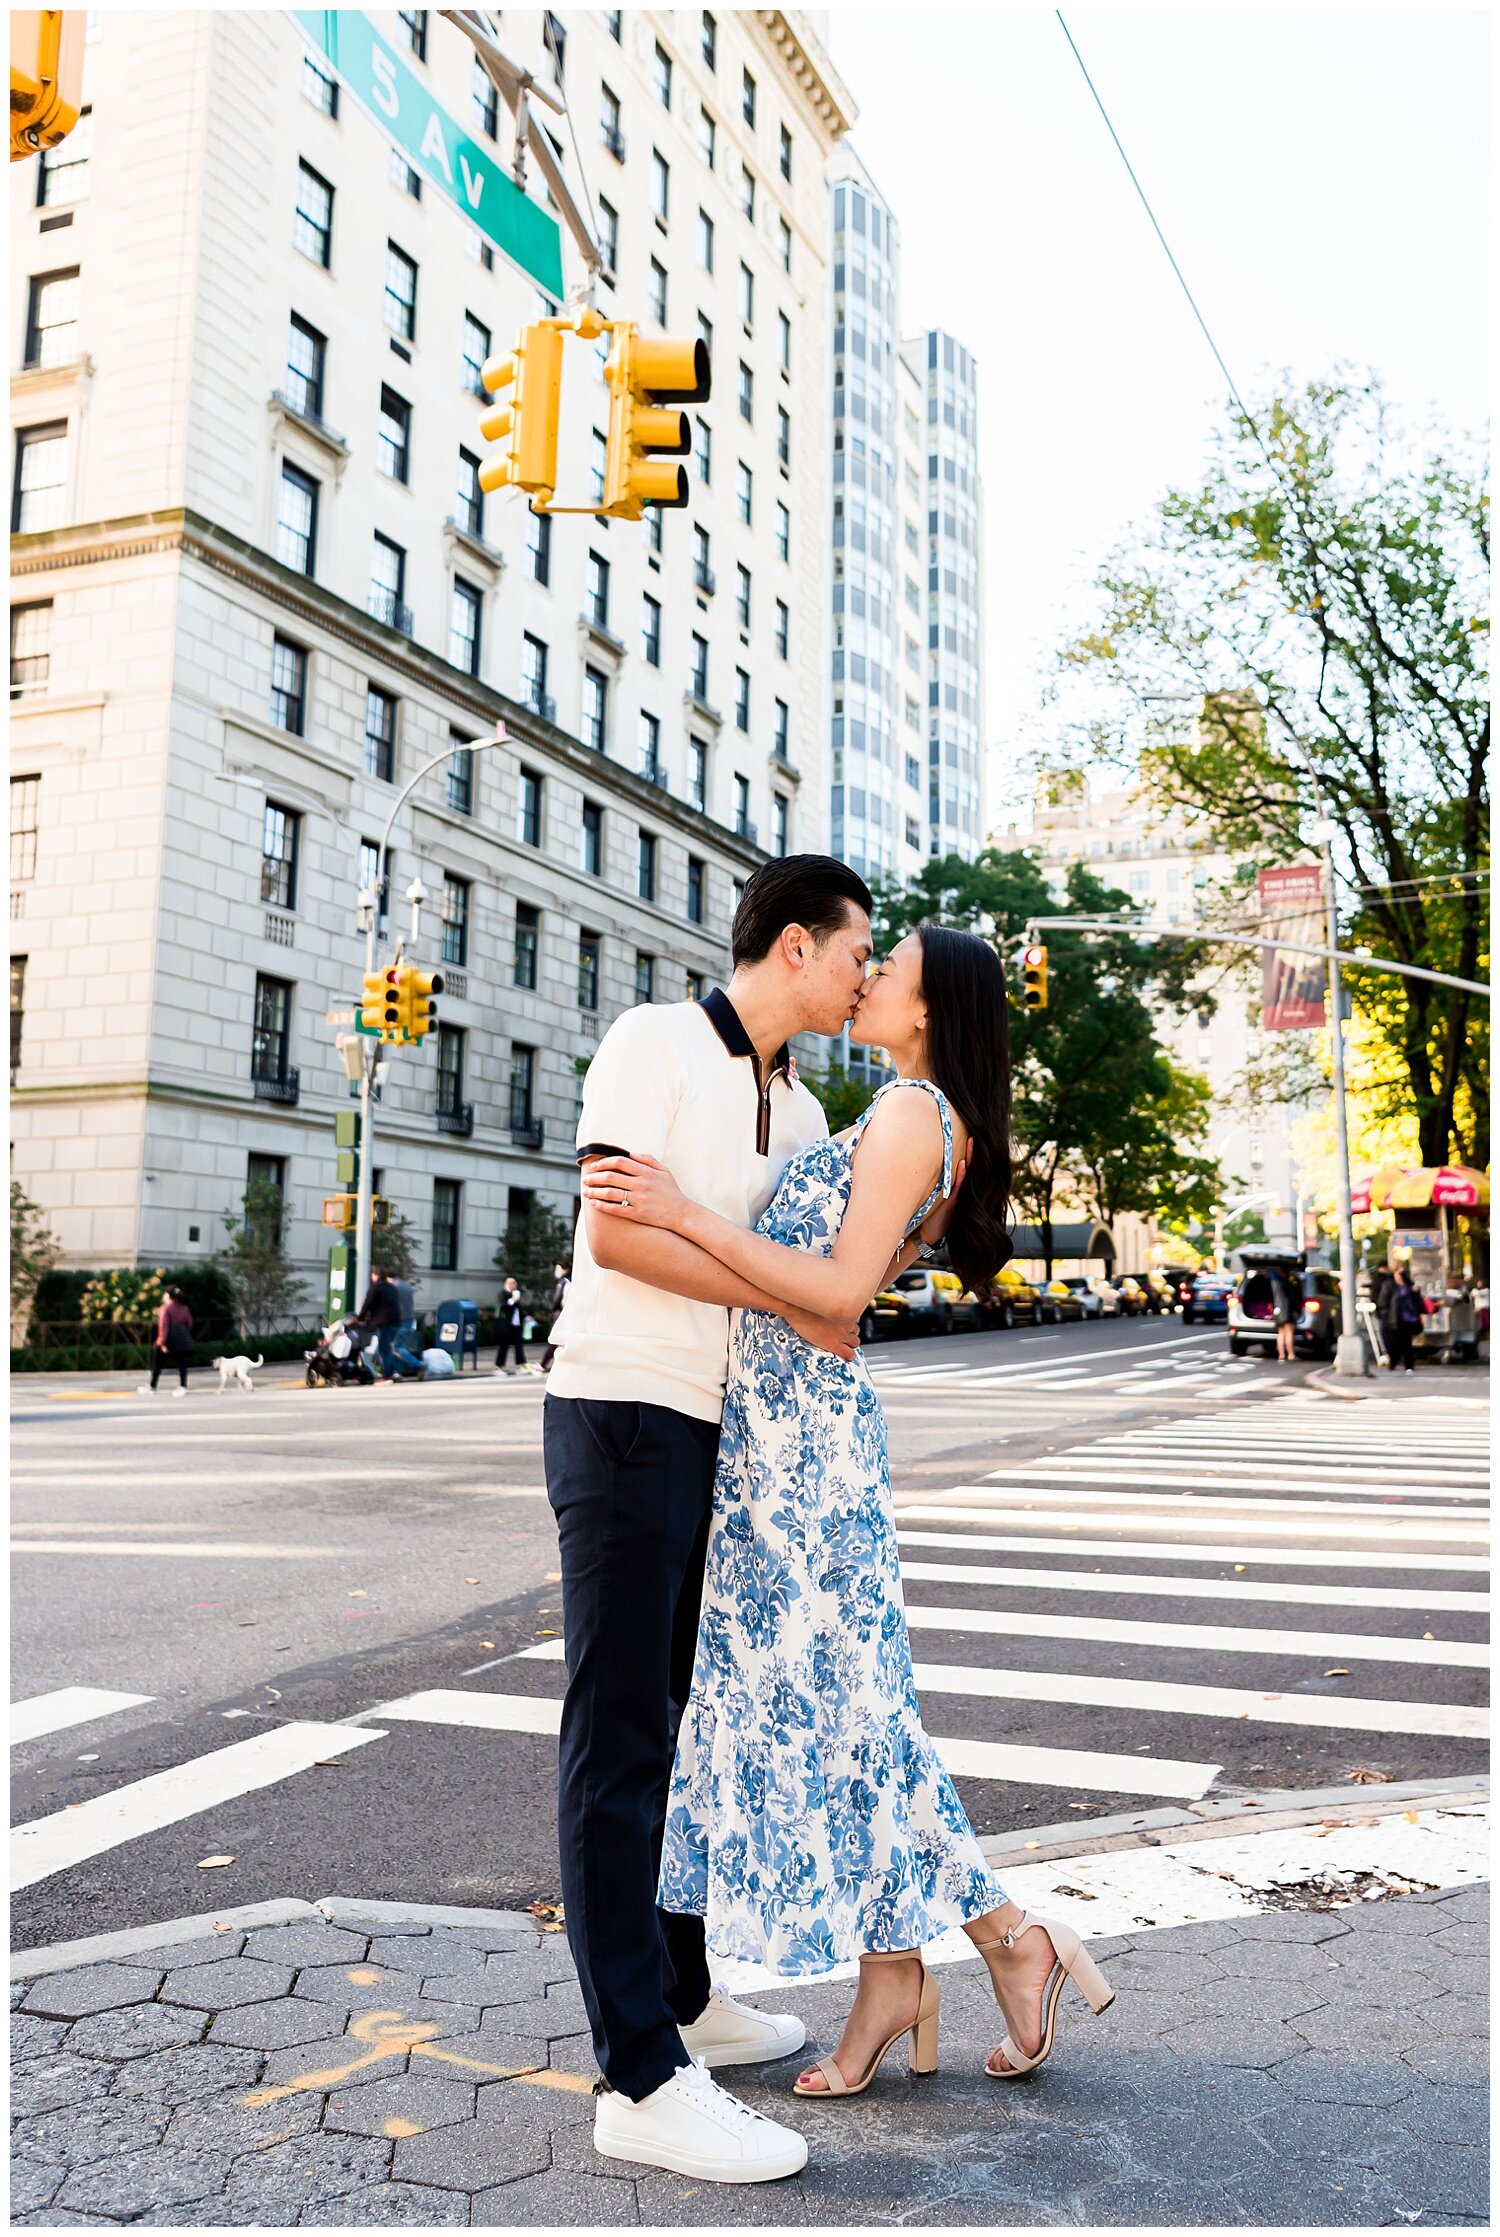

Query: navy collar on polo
699,987,792,1156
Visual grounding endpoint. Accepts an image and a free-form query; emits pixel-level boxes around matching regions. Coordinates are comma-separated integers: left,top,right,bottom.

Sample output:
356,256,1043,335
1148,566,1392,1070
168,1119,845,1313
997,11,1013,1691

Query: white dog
213,1353,263,1393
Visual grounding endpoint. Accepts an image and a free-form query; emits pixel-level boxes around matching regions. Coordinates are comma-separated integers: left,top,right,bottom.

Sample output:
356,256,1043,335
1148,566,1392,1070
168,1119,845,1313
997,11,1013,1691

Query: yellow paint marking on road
242,2007,592,2111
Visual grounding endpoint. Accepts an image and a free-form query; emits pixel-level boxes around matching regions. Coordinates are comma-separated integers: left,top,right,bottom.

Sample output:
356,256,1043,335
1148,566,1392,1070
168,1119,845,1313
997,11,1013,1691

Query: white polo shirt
546,991,828,1423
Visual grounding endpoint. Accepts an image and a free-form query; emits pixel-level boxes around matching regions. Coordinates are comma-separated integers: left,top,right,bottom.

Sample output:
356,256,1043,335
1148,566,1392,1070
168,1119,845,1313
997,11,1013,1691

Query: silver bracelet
914,1240,939,1262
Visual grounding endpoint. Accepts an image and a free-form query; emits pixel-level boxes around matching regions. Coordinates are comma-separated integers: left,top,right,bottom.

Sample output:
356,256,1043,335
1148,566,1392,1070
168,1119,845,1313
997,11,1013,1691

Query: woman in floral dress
583,926,1115,2097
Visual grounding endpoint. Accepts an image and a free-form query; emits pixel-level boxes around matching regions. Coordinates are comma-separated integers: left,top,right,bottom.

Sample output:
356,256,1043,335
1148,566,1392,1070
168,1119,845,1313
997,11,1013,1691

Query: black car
1182,1271,1234,1325
1160,1265,1197,1309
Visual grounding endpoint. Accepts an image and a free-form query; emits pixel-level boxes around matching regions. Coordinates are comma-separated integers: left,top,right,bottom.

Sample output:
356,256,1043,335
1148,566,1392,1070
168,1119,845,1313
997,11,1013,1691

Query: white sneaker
594,2055,807,2184
174,1386,188,1397
680,1986,806,2068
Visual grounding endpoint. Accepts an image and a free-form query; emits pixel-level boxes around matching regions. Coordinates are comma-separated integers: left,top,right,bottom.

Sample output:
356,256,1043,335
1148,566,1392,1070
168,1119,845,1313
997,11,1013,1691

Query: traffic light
401,967,443,1043
359,966,402,1038
603,325,711,519
11,10,85,161
478,321,565,502
1021,943,1049,1011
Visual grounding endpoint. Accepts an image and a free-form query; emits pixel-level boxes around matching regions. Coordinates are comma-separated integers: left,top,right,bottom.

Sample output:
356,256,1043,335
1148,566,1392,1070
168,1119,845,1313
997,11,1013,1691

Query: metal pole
1321,832,1366,1376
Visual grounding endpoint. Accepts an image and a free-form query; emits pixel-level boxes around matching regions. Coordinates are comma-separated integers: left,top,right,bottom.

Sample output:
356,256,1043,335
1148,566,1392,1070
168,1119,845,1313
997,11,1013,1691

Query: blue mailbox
435,1297,479,1371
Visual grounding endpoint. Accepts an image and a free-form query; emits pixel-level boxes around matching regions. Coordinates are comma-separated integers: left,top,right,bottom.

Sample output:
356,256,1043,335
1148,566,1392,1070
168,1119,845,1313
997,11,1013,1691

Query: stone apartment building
9,7,854,1303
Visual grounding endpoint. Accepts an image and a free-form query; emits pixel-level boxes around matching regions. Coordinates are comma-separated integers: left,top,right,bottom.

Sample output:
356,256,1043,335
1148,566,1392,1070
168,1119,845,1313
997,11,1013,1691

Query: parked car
1037,1279,1086,1324
1182,1270,1235,1324
1143,1272,1179,1312
862,1266,974,1341
1228,1252,1342,1360
978,1265,1043,1328
1121,1272,1170,1314
1065,1274,1123,1318
1115,1276,1150,1316
1159,1265,1198,1309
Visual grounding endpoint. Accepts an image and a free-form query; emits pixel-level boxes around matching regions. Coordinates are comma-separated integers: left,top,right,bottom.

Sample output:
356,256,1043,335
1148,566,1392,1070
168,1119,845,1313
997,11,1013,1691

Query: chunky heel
972,1909,1115,2079
792,1952,939,2098
907,1975,940,2076
1062,1940,1115,2015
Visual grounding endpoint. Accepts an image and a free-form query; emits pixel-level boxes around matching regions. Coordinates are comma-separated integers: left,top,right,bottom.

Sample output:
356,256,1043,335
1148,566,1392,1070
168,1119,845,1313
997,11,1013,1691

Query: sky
824,4,1489,827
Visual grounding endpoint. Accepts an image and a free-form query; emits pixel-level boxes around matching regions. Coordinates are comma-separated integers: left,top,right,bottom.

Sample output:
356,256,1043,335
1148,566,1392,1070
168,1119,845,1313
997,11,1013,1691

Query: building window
740,163,755,221
773,698,789,760
544,8,566,76
9,956,25,1076
509,1045,536,1130
702,11,717,68
738,360,754,422
369,531,406,629
638,829,657,902
775,598,789,658
777,308,791,372
590,429,607,506
776,405,790,467
276,461,318,575
773,793,789,856
301,53,338,114
260,801,299,908
734,772,752,836
436,1024,465,1117
456,446,484,538
440,874,470,967
604,6,622,36
270,635,307,734
251,974,292,1084
775,500,790,562
376,386,411,482
513,900,539,988
690,632,709,700
635,953,655,1005
449,578,481,675
527,505,552,584
653,40,672,108
693,414,711,485
522,633,549,716
364,685,396,781
598,195,618,275
358,838,391,924
36,106,91,204
12,423,67,535
600,82,623,157
648,257,668,326
738,261,754,325
389,144,422,198
581,665,608,753
447,730,474,814
294,159,333,265
11,777,40,882
642,593,662,666
472,56,499,137
778,215,792,272
742,66,757,127
736,460,752,526
432,1178,460,1271
397,8,428,59
650,149,669,224
734,563,751,630
697,208,714,271
384,241,417,339
462,311,490,397
585,548,610,629
285,313,326,418
779,122,793,181
639,709,661,778
689,738,708,811
9,604,51,698
518,767,543,847
577,930,600,1009
693,523,713,593
581,799,603,876
686,854,705,923
734,668,750,731
685,967,705,1002
24,269,79,369
648,504,664,556
698,104,715,167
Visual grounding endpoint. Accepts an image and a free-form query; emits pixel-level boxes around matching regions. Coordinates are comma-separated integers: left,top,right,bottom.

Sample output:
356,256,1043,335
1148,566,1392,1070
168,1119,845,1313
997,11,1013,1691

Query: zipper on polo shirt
754,1057,790,1156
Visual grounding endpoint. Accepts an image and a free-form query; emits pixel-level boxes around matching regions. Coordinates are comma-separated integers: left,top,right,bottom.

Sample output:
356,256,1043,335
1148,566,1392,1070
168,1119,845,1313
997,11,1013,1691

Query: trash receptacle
435,1297,479,1371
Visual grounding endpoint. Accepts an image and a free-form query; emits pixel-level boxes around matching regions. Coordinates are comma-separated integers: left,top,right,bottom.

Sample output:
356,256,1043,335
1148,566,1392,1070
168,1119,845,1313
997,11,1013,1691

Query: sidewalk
12,1833,1487,2226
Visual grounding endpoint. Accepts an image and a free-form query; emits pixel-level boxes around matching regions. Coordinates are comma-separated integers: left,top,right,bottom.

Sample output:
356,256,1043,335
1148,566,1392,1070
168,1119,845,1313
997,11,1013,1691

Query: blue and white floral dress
659,1077,1008,1977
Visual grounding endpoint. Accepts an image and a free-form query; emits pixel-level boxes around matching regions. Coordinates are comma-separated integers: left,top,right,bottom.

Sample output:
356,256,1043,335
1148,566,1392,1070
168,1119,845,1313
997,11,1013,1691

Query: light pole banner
1258,863,1326,1030
292,10,565,297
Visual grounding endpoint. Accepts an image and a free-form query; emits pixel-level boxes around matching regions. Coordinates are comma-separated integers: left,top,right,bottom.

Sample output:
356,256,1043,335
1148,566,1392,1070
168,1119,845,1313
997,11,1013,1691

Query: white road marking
11,1722,386,1892
895,1504,1483,1541
897,1557,1488,1612
901,1602,1487,1667
896,1526,1488,1572
956,1482,1484,1527
986,1464,1488,1502
10,1688,155,1746
11,1542,353,1559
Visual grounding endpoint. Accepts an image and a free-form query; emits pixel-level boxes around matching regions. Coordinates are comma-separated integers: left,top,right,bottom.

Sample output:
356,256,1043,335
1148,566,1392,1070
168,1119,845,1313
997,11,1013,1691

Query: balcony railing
252,1067,300,1106
640,759,669,791
602,122,626,161
368,586,415,637
526,689,557,724
437,1100,474,1137
510,1115,546,1150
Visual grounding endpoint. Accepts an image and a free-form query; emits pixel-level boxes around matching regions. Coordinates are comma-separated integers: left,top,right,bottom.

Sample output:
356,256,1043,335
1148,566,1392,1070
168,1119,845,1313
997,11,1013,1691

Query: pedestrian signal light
478,321,565,502
322,1194,357,1229
11,10,85,161
403,968,443,1043
1021,944,1049,1011
603,326,711,519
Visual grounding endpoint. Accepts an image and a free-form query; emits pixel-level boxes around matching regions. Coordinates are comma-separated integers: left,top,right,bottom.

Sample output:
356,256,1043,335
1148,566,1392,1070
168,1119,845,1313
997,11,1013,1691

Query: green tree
218,1179,309,1338
1065,374,1488,1167
497,1198,576,1313
372,1204,421,1288
801,1061,877,1133
10,1179,59,1322
1081,1059,1221,1235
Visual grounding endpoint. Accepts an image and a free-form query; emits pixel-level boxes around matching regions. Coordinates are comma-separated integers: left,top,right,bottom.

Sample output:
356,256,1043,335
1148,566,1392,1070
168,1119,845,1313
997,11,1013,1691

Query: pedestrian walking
1386,1264,1424,1374
140,1285,194,1396
1270,1265,1299,1362
539,1261,571,1374
355,1266,402,1381
389,1272,423,1378
495,1276,527,1373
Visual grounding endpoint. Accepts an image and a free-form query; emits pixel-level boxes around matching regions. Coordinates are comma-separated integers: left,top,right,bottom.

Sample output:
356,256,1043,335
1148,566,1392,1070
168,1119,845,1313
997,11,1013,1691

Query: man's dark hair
730,854,873,968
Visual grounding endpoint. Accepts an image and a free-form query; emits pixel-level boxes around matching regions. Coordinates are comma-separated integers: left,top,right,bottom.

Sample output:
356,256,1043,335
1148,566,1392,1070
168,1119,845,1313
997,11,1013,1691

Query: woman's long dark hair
914,923,1013,1298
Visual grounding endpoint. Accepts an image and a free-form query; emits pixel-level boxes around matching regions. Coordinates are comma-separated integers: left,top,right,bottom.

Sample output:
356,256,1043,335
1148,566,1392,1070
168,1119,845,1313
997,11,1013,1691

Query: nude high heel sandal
792,1951,940,2097
972,1909,1114,2079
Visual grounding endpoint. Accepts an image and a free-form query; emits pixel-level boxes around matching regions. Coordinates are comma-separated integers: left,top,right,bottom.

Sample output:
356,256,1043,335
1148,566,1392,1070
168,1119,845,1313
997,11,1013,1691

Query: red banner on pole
1258,864,1326,1030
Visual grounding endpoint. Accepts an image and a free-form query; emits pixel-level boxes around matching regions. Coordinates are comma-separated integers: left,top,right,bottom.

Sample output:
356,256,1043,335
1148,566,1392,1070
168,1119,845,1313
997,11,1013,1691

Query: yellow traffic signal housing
403,968,444,1043
360,966,403,1039
322,1194,390,1228
11,10,84,161
478,321,565,502
603,326,711,520
1021,944,1049,1011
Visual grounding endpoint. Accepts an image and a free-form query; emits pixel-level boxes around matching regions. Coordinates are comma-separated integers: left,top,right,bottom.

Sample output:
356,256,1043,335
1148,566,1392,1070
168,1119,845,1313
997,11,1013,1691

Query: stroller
304,1317,377,1387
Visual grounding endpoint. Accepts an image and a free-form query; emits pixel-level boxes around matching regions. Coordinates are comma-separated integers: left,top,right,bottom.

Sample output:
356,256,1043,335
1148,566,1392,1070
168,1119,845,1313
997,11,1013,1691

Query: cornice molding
756,11,857,141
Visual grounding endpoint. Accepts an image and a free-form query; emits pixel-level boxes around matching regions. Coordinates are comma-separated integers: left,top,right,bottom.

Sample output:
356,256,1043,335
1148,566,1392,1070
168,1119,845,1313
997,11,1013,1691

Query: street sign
326,1008,356,1026
292,10,564,296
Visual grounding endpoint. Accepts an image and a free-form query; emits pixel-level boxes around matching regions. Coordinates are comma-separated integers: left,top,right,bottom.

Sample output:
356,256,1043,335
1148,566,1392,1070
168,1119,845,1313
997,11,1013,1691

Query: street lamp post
350,729,509,1312
1309,817,1367,1376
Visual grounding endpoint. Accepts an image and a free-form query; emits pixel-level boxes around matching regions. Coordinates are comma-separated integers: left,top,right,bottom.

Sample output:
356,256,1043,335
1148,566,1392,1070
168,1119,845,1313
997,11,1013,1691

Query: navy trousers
543,1394,718,2100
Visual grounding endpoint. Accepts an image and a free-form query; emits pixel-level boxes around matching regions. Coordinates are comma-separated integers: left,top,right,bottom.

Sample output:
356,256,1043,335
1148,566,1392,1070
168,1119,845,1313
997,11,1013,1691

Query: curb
1305,1366,1490,1404
979,1773,1489,1872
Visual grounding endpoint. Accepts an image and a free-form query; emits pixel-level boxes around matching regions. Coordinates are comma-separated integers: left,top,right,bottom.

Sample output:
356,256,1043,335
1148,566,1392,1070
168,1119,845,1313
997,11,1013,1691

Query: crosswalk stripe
909,1660,1488,1740
896,1504,1483,1541
896,1527,1488,1572
901,1602,1486,1667
897,1557,1488,1612
981,1466,1488,1503
11,1721,387,1892
956,1482,1484,1526
356,1687,1223,1802
11,1687,155,1746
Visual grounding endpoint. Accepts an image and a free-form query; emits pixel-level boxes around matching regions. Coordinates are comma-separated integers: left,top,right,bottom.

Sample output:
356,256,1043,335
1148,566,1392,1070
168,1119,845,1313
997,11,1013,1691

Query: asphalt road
12,1315,1488,1951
